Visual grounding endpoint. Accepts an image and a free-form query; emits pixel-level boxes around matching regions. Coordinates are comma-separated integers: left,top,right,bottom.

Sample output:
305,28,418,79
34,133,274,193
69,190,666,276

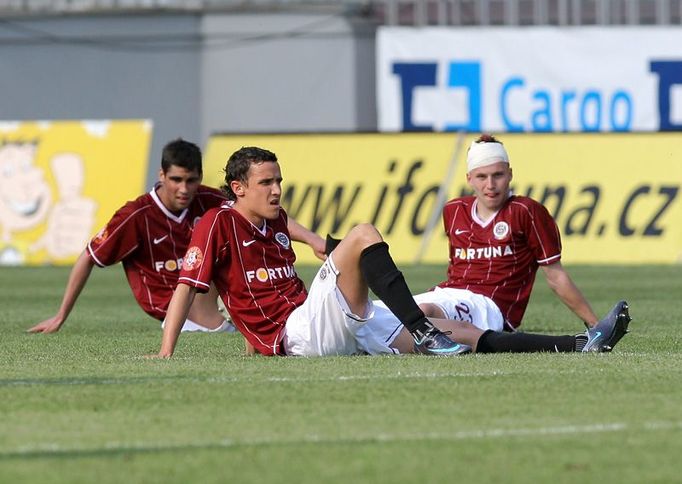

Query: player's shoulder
508,195,553,217
190,203,235,238
192,185,228,207
195,185,228,199
114,191,155,216
444,195,475,210
509,195,545,209
202,201,233,219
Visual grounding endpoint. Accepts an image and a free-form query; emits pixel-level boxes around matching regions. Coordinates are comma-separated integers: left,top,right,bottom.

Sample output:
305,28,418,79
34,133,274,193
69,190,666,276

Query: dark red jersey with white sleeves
87,185,226,320
178,204,307,355
438,195,561,328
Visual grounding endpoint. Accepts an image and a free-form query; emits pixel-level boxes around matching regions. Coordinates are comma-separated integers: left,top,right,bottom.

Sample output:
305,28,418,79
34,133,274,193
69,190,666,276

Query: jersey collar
150,184,189,223
226,203,269,236
471,191,513,227
470,198,499,228
252,220,268,236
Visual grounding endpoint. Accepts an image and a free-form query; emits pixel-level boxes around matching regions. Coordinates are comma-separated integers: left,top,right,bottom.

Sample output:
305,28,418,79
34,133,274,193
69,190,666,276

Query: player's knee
347,223,382,248
419,303,446,319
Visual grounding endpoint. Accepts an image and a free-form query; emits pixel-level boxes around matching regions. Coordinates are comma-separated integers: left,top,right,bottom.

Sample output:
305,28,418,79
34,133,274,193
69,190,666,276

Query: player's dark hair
222,146,278,201
474,133,502,144
161,138,202,175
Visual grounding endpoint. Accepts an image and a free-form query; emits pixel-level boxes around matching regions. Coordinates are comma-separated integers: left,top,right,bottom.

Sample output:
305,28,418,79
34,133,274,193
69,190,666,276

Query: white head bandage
466,140,509,173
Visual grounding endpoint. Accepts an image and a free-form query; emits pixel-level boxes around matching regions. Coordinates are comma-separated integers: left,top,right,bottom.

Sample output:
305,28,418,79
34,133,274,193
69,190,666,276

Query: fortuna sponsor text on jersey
155,258,184,272
455,246,514,260
245,265,296,283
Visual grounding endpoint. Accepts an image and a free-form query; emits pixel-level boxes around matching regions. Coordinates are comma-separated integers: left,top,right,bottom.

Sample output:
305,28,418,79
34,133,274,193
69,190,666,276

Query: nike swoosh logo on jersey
242,240,257,247
455,229,469,235
153,235,168,244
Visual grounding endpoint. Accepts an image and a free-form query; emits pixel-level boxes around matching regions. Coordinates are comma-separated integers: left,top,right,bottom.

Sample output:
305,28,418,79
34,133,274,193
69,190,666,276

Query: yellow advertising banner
0,120,152,266
205,133,682,265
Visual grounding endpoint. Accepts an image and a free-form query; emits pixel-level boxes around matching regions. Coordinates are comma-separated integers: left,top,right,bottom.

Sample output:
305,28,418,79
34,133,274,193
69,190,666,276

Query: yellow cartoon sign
0,120,152,266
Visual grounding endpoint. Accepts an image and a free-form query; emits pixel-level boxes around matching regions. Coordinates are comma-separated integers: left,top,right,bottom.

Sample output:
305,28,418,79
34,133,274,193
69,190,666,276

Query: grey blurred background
1,0,679,186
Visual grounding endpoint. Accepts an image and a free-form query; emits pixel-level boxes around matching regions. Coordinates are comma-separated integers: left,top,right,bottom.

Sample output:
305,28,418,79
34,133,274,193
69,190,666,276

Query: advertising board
378,28,682,133
206,132,682,265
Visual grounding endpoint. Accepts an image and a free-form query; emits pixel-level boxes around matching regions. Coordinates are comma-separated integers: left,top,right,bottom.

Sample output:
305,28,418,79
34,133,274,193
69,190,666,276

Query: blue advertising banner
377,27,682,133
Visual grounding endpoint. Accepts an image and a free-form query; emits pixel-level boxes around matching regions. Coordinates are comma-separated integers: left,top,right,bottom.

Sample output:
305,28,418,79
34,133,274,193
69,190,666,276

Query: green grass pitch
1,263,681,483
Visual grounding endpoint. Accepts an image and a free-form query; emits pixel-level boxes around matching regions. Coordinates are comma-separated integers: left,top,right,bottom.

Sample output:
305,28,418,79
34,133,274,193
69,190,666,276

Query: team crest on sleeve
182,246,203,270
275,232,290,249
493,221,510,240
93,227,108,244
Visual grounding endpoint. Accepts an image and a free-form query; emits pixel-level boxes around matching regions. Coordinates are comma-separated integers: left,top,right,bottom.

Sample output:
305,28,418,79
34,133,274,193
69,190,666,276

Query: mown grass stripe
0,368,587,387
3,421,681,461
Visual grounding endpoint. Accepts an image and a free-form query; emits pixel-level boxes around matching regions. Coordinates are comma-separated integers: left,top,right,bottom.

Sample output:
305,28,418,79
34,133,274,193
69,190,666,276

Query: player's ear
508,167,513,181
231,180,245,197
158,168,165,182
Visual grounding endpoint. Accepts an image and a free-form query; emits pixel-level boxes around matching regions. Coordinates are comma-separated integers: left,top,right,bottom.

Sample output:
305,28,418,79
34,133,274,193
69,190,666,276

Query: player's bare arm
287,217,326,260
27,249,95,333
155,283,197,357
186,284,229,330
542,262,599,327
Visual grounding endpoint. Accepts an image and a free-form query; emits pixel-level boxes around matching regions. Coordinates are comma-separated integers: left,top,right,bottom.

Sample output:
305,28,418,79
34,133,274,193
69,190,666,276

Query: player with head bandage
405,134,630,353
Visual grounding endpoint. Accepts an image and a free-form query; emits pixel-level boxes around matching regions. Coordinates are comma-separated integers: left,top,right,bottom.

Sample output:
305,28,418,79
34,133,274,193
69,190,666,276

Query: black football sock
476,330,578,353
359,242,433,339
325,234,342,256
574,333,588,352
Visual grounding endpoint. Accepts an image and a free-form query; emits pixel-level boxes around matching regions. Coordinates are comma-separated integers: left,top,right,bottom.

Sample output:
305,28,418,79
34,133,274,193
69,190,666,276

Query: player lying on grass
153,146,630,358
28,139,325,335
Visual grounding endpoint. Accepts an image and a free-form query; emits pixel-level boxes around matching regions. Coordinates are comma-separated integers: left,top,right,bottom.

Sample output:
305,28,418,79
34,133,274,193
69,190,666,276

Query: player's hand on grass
27,316,64,334
245,339,256,355
144,351,173,359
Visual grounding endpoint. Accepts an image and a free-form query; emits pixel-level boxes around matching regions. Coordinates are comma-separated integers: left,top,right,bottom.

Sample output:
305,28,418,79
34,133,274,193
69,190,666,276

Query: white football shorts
358,287,505,355
283,254,380,356
283,258,505,356
412,287,504,332
161,318,236,333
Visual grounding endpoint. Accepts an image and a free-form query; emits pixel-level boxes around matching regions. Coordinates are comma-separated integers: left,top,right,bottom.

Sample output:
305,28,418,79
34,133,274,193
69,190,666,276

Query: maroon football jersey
178,204,307,355
87,185,226,320
438,195,561,328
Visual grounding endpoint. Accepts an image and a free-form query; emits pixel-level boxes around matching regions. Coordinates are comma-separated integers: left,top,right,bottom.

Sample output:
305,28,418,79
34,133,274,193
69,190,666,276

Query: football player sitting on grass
29,139,325,337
